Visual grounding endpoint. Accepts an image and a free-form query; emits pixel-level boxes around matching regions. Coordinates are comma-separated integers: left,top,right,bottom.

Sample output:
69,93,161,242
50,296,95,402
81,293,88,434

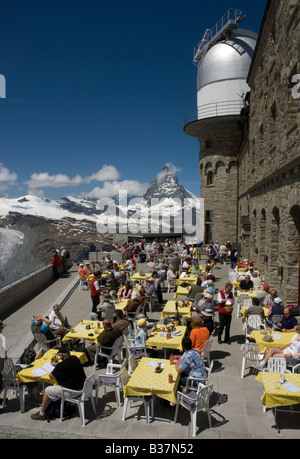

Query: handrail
184,100,244,126
193,8,244,65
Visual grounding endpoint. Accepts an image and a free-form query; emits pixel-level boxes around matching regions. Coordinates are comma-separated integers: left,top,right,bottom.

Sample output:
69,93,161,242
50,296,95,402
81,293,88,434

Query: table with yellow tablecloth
130,272,152,282
123,357,181,404
62,320,104,344
174,286,189,298
256,371,300,409
114,298,129,313
146,326,187,356
161,301,191,320
17,349,88,385
177,275,198,286
236,289,265,299
250,330,296,352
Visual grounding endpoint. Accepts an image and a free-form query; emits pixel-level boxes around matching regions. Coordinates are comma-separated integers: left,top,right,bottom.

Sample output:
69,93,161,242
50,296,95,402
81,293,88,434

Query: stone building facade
238,0,300,305
185,0,300,304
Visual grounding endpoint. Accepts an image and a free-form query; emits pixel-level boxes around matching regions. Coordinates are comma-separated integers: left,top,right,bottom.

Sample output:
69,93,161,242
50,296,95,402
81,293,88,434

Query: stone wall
238,0,300,304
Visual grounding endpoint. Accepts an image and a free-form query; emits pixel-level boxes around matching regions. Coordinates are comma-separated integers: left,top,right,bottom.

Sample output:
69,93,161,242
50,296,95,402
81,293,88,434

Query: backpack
18,346,36,365
45,399,71,422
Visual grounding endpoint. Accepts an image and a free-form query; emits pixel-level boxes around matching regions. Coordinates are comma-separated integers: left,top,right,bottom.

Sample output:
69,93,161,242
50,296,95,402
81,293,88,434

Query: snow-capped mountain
0,165,202,287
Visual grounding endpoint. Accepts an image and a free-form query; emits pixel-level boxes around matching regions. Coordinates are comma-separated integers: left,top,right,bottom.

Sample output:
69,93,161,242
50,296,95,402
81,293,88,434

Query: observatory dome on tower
196,28,257,119
187,9,258,121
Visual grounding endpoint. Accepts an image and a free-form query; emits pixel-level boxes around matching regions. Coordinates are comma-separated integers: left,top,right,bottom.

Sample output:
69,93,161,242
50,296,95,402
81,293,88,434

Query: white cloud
86,165,120,182
79,180,149,199
25,164,121,191
155,163,181,185
0,163,17,183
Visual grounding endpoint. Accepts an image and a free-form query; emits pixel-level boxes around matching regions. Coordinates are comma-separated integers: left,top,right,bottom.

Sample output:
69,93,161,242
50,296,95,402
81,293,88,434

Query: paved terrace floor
1,259,300,440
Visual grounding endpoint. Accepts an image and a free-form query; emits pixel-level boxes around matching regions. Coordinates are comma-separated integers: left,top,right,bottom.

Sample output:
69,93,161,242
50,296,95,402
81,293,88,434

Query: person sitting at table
182,257,191,272
238,275,254,292
125,291,142,314
200,310,215,336
31,345,86,420
118,280,132,299
195,292,213,315
257,325,300,369
267,297,284,324
48,304,71,337
190,262,202,277
97,293,115,322
189,316,210,353
175,337,207,387
275,307,299,333
31,314,57,344
83,262,92,277
245,297,265,320
112,310,130,334
131,318,147,351
107,273,119,293
206,279,215,296
86,319,122,367
245,266,259,279
145,277,155,297
263,288,277,310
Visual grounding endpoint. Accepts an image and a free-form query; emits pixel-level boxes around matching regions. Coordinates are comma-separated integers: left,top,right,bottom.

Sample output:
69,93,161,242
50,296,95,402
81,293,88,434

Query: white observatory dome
196,29,257,119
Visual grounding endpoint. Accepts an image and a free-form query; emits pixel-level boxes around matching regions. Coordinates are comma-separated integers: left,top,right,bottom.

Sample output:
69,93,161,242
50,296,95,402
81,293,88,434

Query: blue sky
0,0,266,200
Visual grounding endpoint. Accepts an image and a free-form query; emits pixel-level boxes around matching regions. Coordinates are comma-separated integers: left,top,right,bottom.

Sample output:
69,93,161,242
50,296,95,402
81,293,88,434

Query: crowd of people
1,236,299,424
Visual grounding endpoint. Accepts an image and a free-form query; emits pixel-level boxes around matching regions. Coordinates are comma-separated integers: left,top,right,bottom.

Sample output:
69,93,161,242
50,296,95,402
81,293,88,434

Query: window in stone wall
206,171,214,186
205,139,213,149
270,101,277,121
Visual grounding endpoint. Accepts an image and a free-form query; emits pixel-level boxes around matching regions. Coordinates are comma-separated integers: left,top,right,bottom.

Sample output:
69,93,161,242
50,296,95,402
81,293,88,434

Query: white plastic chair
167,278,177,293
1,358,28,412
95,359,128,407
184,361,214,392
197,338,213,367
174,383,214,436
60,373,97,427
122,368,154,425
94,334,124,370
263,357,291,374
123,335,147,362
240,343,266,378
34,333,61,354
244,315,266,341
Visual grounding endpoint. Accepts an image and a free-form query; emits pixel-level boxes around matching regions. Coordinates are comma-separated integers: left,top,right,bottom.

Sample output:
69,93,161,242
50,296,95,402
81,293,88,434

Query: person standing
90,271,102,313
217,282,234,344
229,247,238,270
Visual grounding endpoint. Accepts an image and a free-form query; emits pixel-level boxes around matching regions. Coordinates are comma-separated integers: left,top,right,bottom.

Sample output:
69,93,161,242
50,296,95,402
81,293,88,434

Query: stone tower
184,9,257,244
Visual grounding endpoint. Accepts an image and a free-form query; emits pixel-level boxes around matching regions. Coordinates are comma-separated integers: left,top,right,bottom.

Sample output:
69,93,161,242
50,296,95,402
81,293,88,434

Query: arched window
206,171,214,186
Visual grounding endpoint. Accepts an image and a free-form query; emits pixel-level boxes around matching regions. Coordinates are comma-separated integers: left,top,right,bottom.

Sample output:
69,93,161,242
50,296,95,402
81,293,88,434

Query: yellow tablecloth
250,330,296,352
146,326,187,352
114,298,128,313
123,357,180,404
237,290,265,299
130,273,152,282
161,301,191,319
177,276,198,286
256,372,300,409
174,286,189,298
17,349,88,385
62,320,104,344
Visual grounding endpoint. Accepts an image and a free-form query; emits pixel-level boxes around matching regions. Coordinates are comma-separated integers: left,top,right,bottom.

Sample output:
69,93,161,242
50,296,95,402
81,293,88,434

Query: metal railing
193,8,244,65
184,100,244,126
